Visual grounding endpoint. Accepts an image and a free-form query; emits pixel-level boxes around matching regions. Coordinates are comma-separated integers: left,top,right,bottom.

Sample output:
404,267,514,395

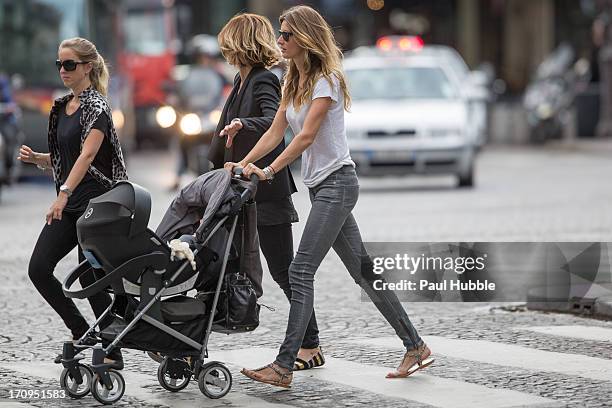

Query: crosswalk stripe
209,347,555,408
0,402,38,407
517,325,612,342
1,361,292,408
354,335,612,382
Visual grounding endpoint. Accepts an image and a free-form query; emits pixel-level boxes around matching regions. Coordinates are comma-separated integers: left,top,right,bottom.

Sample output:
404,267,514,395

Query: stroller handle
232,167,259,204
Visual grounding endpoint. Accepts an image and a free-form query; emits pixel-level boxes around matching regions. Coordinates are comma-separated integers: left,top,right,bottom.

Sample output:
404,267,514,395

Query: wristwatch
59,184,73,197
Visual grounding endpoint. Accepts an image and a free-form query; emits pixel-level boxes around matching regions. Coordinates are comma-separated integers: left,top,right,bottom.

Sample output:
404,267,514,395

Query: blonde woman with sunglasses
19,38,127,368
225,6,433,388
210,13,325,368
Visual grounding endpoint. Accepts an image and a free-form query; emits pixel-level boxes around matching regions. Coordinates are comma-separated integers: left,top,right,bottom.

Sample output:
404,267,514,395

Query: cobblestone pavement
0,146,611,407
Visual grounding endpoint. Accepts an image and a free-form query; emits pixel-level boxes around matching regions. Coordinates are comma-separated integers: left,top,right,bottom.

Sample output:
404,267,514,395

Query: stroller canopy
77,181,151,242
156,169,239,242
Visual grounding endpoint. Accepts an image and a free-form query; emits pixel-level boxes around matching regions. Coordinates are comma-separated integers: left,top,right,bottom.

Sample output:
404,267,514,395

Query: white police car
344,36,488,187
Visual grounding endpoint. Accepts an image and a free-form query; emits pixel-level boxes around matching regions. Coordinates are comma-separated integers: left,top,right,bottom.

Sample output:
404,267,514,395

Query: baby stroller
58,168,261,404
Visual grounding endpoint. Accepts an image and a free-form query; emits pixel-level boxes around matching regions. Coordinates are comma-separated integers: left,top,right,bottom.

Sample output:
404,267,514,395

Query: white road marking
354,335,612,382
210,347,555,408
516,325,612,342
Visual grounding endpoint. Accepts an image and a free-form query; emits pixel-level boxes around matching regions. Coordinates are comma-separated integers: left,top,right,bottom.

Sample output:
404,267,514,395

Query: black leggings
257,223,320,349
28,211,111,338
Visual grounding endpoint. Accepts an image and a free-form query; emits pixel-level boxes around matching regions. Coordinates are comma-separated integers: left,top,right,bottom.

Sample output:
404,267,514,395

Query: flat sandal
386,344,434,379
294,348,325,371
241,363,293,388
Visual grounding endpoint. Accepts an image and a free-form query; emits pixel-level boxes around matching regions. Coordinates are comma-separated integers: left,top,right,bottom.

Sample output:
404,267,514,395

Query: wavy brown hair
279,5,350,111
218,13,281,68
59,37,110,96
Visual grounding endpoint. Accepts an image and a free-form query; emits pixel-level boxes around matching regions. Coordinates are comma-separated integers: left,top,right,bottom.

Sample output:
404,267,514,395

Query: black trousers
257,223,320,349
28,211,112,338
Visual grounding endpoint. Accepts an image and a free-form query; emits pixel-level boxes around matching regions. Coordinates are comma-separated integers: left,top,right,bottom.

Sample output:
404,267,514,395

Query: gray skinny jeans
274,165,424,370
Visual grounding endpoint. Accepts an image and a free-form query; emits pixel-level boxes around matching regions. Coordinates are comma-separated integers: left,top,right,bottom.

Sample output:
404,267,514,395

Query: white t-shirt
286,75,355,188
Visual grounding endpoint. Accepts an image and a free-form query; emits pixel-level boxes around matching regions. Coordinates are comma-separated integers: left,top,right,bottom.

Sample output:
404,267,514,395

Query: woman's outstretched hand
219,119,243,148
17,145,40,165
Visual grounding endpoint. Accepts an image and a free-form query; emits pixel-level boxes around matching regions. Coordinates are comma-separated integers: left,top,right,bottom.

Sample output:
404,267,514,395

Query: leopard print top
47,87,128,193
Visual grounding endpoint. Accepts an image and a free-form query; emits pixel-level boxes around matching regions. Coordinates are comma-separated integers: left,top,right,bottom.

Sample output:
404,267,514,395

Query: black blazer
208,66,297,202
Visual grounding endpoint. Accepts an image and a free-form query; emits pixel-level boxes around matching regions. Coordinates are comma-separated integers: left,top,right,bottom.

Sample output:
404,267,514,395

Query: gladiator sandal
241,363,293,388
386,344,434,379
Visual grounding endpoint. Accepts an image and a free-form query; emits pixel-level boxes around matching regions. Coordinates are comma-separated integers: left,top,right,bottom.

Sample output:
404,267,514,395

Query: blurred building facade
1,0,605,147
0,0,599,94
178,0,597,93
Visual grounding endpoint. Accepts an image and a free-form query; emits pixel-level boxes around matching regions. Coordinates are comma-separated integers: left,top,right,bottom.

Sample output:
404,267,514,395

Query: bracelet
268,164,277,174
262,166,274,181
34,153,48,171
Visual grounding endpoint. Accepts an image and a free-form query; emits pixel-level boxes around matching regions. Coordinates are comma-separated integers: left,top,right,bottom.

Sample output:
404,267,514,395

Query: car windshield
346,66,459,101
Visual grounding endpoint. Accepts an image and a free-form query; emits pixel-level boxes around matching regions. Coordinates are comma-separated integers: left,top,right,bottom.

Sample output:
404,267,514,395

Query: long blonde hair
218,13,281,68
279,5,350,111
59,37,110,96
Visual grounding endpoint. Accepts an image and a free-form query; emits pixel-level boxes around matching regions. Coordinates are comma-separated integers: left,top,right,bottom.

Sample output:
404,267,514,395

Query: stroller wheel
90,369,125,405
198,361,232,399
158,357,191,392
59,364,93,399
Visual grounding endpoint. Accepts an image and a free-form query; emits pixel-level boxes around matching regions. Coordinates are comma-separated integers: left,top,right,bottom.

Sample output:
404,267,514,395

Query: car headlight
209,109,222,125
112,109,125,130
536,103,553,120
429,128,462,138
156,106,177,128
180,113,202,135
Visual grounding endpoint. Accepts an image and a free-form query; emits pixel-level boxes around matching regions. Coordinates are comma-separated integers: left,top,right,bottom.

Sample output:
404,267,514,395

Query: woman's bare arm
237,107,289,165
268,97,331,172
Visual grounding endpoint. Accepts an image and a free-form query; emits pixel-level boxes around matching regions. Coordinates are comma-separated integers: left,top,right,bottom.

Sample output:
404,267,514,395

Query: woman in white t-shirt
225,5,433,388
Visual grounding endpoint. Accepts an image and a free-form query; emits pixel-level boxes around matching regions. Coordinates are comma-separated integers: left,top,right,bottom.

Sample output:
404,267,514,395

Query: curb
594,296,612,317
545,139,612,156
527,283,612,319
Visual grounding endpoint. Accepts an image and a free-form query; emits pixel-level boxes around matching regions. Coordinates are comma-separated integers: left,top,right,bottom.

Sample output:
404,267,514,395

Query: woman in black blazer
209,13,324,369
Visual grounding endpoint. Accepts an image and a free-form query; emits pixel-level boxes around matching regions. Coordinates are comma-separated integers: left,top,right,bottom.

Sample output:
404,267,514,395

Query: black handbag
212,272,260,333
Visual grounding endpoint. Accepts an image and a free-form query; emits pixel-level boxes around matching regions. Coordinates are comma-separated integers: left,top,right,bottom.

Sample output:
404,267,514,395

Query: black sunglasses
278,30,294,42
55,59,88,72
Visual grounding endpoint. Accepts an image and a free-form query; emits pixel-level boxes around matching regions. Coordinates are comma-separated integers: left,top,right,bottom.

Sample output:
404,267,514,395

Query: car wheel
457,168,474,188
